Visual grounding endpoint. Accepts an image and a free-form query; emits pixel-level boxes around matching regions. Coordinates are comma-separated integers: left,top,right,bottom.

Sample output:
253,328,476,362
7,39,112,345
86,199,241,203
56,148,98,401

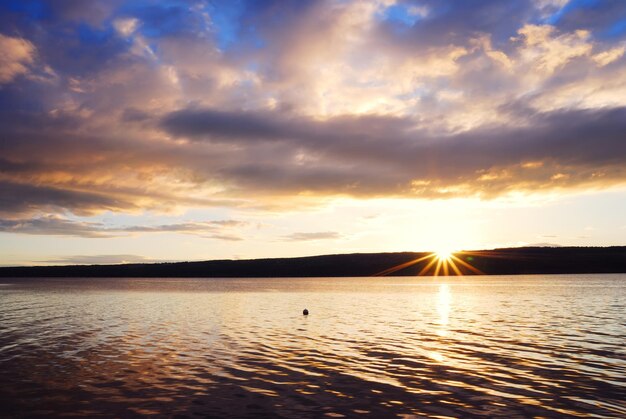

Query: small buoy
303,308,309,315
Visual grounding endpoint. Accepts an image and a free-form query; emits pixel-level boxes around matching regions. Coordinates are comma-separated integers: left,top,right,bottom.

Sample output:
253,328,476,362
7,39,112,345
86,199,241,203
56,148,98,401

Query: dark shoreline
1,246,625,278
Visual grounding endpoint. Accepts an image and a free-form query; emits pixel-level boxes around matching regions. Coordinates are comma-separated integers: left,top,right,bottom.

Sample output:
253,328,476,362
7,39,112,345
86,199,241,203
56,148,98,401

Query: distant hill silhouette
1,247,624,278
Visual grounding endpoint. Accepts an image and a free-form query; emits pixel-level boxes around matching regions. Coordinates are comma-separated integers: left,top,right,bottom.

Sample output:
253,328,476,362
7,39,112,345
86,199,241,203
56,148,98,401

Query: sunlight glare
435,248,454,261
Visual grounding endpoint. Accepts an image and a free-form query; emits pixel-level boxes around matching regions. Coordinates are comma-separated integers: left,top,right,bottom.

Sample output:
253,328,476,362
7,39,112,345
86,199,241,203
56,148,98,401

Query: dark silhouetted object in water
303,309,309,315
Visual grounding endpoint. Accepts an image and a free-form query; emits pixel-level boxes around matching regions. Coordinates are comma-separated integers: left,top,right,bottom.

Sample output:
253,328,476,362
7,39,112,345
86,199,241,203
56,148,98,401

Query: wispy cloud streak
0,216,246,239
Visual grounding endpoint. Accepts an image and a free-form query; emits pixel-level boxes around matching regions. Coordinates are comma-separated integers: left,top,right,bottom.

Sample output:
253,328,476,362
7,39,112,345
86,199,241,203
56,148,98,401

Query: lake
1,275,624,418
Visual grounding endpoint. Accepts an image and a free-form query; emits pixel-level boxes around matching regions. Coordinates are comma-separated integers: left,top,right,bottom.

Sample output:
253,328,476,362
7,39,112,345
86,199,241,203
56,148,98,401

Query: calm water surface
0,275,625,418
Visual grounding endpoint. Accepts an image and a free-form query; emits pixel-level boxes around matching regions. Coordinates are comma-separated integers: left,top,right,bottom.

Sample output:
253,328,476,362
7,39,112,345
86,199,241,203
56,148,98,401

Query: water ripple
0,275,625,417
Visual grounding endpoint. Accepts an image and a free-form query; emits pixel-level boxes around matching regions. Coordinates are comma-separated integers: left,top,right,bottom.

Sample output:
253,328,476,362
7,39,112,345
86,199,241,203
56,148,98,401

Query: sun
434,248,455,261
374,245,483,276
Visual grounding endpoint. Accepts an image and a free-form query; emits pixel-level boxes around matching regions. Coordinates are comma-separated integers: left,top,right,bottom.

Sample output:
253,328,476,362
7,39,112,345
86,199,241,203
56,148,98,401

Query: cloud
41,254,160,265
0,34,36,84
527,242,563,247
0,216,247,238
0,181,138,217
42,0,120,26
552,0,626,36
593,46,625,66
2,101,625,219
203,233,244,241
118,220,245,233
113,17,139,37
282,232,342,241
515,24,593,74
0,0,625,223
0,107,249,217
160,105,626,198
0,216,107,238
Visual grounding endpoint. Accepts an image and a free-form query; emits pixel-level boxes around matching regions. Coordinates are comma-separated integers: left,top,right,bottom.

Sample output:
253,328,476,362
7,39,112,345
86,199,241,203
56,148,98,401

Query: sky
0,0,625,266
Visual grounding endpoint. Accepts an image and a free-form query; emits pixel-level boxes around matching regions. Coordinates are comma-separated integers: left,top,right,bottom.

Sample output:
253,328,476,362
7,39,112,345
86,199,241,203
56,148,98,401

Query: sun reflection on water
437,283,451,329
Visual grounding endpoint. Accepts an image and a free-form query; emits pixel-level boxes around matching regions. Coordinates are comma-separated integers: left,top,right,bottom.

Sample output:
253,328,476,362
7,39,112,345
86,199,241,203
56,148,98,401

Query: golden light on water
437,283,451,327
